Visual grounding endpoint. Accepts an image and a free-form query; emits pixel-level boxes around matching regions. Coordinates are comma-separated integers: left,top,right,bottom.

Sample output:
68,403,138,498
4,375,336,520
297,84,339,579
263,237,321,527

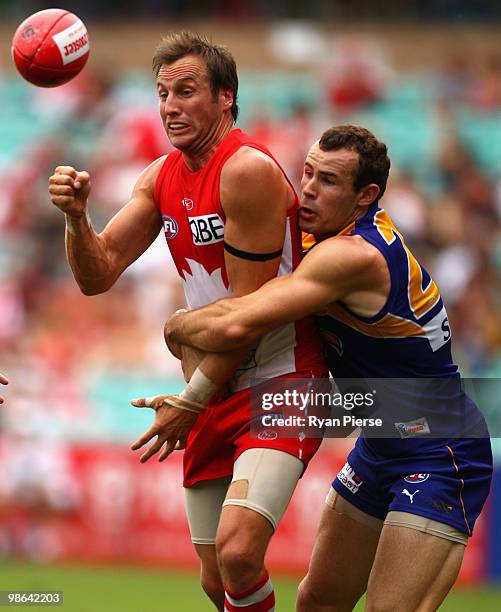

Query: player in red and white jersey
154,127,322,391
48,32,326,611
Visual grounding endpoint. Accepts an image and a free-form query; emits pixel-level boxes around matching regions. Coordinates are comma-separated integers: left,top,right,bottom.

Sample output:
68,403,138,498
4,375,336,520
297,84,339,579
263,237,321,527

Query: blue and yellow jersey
305,203,459,379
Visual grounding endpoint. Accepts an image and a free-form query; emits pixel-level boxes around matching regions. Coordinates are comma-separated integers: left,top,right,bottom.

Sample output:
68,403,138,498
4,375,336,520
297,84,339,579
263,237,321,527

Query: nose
161,95,180,117
301,175,316,198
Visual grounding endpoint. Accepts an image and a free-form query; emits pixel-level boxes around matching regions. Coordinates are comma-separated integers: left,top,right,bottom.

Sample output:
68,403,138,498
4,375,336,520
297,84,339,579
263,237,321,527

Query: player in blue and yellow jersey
163,125,492,611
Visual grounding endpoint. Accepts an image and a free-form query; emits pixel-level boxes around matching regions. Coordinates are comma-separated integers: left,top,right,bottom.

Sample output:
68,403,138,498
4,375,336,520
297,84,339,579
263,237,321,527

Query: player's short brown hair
319,125,391,197
153,31,239,121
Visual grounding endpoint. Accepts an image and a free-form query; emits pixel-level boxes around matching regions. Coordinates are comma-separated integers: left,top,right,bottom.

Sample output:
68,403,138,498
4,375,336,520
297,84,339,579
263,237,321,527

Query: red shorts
183,370,328,487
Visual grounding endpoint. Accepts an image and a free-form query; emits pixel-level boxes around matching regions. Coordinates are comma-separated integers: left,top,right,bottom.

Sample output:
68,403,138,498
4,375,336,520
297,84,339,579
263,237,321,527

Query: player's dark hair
319,125,391,198
153,31,239,121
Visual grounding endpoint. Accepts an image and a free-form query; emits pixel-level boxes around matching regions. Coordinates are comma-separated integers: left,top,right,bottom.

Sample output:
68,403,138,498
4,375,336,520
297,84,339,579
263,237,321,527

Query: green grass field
1,561,500,611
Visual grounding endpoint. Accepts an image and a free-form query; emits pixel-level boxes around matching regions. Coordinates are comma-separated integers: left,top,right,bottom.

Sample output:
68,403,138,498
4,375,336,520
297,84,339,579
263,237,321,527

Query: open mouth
299,206,317,221
168,123,190,133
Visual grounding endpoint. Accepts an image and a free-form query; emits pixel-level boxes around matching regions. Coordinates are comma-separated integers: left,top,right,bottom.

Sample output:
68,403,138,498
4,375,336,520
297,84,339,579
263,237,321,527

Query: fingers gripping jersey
154,129,325,391
313,203,458,379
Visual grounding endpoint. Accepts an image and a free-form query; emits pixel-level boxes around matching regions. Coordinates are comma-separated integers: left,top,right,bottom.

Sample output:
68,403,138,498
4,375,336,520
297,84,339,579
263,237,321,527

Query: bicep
221,151,292,295
101,167,164,275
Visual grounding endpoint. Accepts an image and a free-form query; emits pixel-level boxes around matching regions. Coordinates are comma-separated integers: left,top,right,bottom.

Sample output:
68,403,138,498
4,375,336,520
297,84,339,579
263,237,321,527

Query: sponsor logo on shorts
404,473,430,483
394,417,430,439
402,488,420,504
189,214,224,245
162,215,179,239
257,429,278,441
336,462,363,494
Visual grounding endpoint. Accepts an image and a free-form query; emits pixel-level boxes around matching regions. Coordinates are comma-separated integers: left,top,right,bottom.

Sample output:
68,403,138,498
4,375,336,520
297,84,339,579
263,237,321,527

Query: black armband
224,241,283,262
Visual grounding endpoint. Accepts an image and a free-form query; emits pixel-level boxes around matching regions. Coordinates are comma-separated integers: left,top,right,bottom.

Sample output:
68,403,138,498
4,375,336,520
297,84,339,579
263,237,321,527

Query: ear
357,183,380,207
221,89,233,111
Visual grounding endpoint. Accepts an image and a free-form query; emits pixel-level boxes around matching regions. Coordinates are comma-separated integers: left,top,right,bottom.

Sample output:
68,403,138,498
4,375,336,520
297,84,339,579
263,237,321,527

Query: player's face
299,142,364,239
157,55,232,155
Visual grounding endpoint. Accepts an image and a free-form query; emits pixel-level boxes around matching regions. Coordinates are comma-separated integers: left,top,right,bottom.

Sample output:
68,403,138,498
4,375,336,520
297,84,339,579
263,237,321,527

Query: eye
303,167,313,177
158,91,167,100
181,88,193,97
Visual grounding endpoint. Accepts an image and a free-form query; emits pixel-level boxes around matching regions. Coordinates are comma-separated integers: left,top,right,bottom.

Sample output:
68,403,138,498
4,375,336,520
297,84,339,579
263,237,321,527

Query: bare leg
365,525,465,612
216,504,274,593
297,493,381,612
417,544,464,611
194,543,225,611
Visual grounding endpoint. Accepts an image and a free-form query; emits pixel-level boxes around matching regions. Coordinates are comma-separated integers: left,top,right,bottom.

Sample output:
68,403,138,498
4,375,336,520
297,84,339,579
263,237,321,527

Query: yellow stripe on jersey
325,303,426,339
324,303,450,352
336,220,356,237
301,221,356,252
404,245,440,318
373,209,397,245
302,232,315,251
373,208,440,319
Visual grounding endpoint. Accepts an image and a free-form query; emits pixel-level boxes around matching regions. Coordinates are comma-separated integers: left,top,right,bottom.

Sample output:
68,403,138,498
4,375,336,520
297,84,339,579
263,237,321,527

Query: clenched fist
48,165,91,218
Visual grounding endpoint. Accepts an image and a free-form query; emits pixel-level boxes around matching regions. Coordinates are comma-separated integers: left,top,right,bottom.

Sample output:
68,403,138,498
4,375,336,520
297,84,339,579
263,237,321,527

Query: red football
11,9,90,87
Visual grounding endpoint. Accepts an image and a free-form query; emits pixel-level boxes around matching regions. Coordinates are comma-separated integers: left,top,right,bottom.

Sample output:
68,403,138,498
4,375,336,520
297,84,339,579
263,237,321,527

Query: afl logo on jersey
404,473,429,483
163,215,179,239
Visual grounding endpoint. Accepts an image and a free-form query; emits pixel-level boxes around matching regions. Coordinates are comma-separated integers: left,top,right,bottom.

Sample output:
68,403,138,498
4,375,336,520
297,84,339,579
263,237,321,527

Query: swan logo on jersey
404,473,429,484
162,215,179,239
336,462,363,493
189,214,225,246
182,198,194,210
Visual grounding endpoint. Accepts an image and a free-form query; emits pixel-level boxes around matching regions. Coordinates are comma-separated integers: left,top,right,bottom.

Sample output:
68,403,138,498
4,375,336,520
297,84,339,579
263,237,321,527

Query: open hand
130,393,198,463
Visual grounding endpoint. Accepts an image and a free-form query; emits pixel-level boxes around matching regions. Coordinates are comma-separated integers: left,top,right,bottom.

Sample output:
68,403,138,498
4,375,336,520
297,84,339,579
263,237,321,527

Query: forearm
53,160,163,297
65,214,116,295
165,300,251,354
197,346,252,389
180,345,206,382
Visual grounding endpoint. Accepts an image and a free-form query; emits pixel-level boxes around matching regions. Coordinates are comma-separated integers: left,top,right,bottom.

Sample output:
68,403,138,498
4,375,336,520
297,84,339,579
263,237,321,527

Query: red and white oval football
11,8,90,87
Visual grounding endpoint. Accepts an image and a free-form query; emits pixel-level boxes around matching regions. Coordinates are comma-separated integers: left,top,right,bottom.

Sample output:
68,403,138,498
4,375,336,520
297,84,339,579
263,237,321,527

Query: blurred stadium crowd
1,17,501,567
3,0,501,21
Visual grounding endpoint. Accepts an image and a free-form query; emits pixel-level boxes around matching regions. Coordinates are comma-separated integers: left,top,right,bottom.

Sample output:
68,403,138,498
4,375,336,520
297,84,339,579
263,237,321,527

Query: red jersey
154,128,325,391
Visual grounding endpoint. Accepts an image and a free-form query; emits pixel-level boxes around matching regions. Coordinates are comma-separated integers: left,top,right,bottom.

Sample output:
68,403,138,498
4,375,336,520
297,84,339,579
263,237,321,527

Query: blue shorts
332,436,493,536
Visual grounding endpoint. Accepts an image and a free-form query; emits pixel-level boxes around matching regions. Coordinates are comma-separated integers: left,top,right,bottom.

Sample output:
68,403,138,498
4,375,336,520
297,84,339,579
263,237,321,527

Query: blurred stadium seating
1,2,501,608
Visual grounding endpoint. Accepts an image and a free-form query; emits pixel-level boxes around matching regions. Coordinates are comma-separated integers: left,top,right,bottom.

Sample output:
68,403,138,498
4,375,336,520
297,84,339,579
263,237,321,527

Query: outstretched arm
48,158,164,295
